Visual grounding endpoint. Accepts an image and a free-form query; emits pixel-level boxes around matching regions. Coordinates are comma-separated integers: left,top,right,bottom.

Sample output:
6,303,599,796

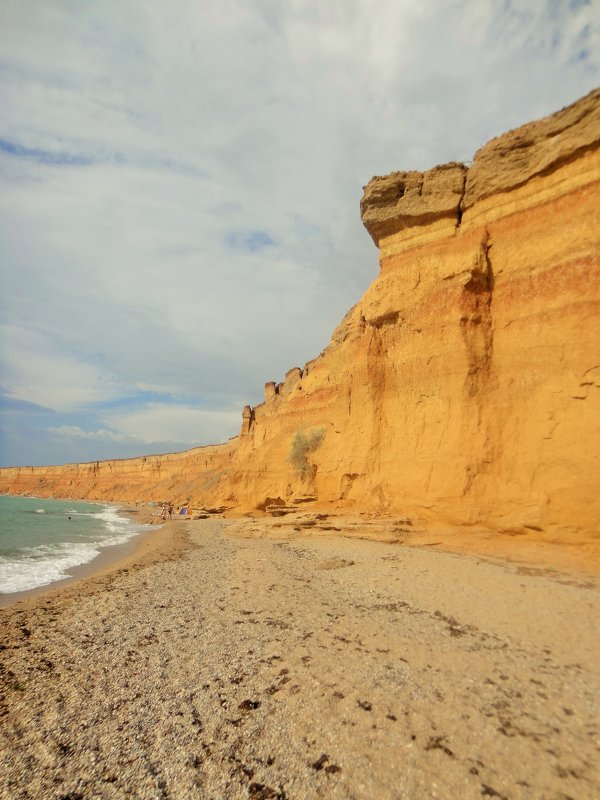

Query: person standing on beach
168,502,173,520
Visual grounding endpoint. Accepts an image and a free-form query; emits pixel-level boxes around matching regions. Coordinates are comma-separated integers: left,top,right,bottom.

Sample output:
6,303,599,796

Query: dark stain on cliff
460,231,495,398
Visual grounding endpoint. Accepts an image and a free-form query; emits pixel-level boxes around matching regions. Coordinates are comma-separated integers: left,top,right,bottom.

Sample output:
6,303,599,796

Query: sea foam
0,499,150,595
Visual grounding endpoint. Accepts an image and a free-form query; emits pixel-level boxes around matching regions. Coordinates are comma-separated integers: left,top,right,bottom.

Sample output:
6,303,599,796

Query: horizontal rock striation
463,86,600,209
2,89,599,538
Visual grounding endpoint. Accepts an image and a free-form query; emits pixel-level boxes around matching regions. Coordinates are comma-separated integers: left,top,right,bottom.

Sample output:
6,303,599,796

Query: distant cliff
2,88,599,536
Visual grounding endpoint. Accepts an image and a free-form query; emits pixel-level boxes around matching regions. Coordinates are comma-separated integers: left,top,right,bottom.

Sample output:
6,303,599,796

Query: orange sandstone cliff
2,89,599,536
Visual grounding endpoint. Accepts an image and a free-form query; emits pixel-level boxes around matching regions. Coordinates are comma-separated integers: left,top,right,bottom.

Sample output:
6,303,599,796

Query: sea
0,495,150,596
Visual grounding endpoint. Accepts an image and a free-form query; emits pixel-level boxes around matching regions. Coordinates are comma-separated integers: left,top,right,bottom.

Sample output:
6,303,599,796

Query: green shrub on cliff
289,428,326,479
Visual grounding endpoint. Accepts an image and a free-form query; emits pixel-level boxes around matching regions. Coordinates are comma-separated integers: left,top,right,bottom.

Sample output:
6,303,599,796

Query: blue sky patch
0,138,93,166
226,230,276,253
0,392,56,414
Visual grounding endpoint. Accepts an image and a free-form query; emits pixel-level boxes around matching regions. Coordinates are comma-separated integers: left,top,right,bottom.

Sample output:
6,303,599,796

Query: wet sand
1,517,599,799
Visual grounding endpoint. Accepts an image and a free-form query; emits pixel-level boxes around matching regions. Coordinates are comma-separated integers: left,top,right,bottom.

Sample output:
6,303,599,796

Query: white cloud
104,403,241,445
0,324,122,411
47,425,136,443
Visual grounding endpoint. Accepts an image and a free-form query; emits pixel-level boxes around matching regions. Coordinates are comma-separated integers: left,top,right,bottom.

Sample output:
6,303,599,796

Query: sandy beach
1,515,599,799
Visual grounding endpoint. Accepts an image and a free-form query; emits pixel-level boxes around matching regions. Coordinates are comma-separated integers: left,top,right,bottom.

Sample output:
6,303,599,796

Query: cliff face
2,89,599,536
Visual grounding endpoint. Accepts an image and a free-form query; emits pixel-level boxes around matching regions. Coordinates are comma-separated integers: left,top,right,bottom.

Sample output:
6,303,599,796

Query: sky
0,0,598,467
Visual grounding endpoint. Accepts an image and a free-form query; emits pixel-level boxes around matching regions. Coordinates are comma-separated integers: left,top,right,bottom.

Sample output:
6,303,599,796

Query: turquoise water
0,495,149,595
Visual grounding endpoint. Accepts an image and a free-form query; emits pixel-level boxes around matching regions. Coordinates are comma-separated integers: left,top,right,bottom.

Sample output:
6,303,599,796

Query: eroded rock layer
2,89,599,536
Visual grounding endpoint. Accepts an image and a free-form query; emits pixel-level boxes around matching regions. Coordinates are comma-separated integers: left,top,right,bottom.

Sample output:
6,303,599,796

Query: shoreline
0,507,193,611
2,495,599,613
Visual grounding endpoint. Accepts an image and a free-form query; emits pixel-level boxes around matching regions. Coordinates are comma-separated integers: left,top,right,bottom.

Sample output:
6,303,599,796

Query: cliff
2,88,599,537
